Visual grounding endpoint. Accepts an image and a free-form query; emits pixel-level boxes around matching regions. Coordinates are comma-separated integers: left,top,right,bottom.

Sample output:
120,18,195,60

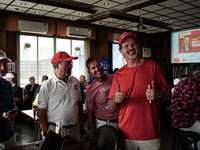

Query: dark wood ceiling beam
88,10,172,30
22,0,96,14
121,0,167,12
87,14,110,23
109,11,172,30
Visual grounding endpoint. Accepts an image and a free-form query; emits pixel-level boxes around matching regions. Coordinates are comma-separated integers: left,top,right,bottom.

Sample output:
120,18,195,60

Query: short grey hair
52,62,61,69
188,64,200,77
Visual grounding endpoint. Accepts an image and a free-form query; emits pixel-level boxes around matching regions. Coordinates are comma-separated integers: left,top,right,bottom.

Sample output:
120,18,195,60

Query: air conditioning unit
18,20,48,34
113,33,121,43
66,26,91,38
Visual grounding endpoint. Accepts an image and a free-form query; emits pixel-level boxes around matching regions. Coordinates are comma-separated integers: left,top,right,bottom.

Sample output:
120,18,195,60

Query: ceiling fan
132,18,147,31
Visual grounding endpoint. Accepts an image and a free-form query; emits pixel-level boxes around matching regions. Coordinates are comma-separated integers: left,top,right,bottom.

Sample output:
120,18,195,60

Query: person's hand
2,112,17,120
114,84,124,103
79,121,84,131
146,80,159,101
31,82,35,86
43,131,47,139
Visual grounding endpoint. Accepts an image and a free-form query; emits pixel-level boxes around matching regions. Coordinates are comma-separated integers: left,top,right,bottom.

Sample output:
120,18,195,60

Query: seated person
3,73,22,109
35,75,48,97
79,75,86,103
24,76,39,109
32,75,48,109
171,64,200,149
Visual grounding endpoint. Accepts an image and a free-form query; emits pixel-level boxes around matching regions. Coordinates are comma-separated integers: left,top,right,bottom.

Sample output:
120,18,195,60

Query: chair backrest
90,125,120,150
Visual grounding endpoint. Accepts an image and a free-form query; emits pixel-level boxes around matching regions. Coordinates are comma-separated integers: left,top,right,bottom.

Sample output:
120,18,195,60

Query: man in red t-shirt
107,32,171,150
86,58,119,134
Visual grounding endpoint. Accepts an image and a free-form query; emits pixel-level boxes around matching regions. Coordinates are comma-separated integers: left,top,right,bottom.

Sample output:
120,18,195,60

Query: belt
97,117,118,123
48,122,76,129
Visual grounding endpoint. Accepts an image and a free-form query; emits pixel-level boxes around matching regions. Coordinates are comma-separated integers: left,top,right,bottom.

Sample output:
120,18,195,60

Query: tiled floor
14,119,188,150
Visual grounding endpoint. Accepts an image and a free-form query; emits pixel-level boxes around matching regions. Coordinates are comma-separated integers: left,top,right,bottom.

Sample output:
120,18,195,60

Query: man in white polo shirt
38,51,83,141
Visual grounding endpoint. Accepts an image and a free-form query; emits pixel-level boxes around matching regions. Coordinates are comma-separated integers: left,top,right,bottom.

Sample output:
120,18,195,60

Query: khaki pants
121,138,160,150
48,122,80,141
0,133,17,150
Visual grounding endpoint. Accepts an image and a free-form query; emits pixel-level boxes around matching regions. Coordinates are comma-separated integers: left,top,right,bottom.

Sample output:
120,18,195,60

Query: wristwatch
158,92,163,99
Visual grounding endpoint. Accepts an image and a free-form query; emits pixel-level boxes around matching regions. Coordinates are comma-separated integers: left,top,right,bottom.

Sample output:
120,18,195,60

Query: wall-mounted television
171,28,200,63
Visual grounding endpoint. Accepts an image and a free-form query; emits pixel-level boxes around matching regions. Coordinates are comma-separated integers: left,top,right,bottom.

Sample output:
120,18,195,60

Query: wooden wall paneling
90,26,109,59
6,31,17,62
0,12,6,51
154,32,171,66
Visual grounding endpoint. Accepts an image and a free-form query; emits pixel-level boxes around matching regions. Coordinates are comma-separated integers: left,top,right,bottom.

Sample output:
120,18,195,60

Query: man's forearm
78,102,84,123
11,102,17,110
15,98,21,103
159,91,172,102
38,108,48,131
89,114,96,134
107,98,118,110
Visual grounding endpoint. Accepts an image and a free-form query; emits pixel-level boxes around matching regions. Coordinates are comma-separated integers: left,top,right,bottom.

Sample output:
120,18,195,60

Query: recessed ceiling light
21,3,26,5
109,19,113,22
35,11,39,14
98,22,102,25
14,8,19,11
169,20,172,23
104,3,109,6
136,11,140,14
132,23,136,26
42,6,47,9
159,17,163,20
76,29,79,31
69,17,73,19
78,13,83,16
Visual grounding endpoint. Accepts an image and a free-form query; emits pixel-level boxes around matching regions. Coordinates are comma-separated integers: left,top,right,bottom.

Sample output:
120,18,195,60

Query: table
21,110,40,141
3,136,95,150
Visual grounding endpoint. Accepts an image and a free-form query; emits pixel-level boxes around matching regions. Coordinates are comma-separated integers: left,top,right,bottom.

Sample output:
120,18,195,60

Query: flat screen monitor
171,28,200,63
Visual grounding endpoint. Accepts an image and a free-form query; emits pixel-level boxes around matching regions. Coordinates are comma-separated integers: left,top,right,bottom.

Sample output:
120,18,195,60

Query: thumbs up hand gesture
114,84,124,103
146,80,159,101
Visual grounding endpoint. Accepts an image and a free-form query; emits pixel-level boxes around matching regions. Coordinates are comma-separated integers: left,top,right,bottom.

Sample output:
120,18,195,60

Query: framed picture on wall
7,61,16,73
143,47,151,58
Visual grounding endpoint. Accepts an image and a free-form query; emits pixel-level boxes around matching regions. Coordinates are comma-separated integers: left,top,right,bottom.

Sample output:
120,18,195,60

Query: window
19,35,88,87
112,43,126,70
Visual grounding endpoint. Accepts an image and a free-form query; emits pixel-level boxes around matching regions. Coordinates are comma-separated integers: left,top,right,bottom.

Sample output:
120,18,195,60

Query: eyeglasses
62,61,73,65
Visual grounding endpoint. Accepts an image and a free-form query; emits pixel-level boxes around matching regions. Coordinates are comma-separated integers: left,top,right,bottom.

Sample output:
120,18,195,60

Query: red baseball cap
118,32,137,45
51,51,78,64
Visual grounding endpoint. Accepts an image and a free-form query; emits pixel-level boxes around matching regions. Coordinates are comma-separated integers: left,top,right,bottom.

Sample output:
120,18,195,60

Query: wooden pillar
90,26,109,59
0,11,6,51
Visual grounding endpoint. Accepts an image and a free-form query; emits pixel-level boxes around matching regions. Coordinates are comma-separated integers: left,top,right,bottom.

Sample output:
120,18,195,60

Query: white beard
127,50,137,60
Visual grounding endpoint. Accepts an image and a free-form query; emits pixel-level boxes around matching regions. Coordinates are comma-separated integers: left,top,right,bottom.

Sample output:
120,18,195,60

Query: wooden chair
90,125,120,150
171,126,200,150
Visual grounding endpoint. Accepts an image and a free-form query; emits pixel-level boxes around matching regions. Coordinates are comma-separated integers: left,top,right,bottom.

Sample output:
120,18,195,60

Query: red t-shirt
86,74,118,120
108,59,171,140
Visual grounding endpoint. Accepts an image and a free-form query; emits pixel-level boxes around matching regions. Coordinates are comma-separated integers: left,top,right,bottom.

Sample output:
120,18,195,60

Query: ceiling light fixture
42,6,47,9
159,17,163,20
136,11,140,14
169,20,172,23
98,22,102,25
76,29,79,31
15,8,19,11
109,19,113,21
21,3,26,5
104,3,109,6
78,13,83,16
35,11,39,14
69,17,73,19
